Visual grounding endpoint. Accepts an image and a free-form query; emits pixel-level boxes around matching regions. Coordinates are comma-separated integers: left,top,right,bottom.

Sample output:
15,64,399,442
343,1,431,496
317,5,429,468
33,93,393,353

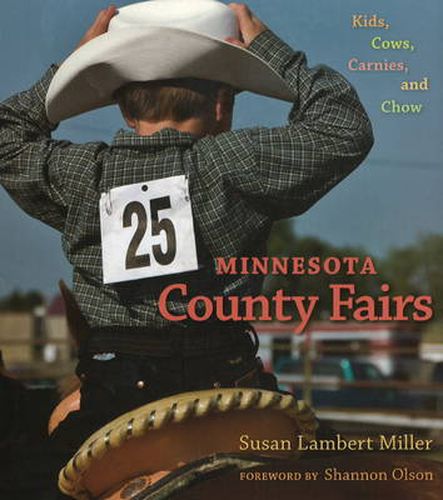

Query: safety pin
185,174,190,202
105,191,113,216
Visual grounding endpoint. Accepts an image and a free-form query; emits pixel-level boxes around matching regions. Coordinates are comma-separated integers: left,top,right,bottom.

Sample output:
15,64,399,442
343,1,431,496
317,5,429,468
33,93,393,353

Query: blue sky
0,0,442,297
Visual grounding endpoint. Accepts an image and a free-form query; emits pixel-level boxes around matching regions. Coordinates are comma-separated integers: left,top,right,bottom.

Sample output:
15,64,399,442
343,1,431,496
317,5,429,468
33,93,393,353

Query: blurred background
0,0,442,488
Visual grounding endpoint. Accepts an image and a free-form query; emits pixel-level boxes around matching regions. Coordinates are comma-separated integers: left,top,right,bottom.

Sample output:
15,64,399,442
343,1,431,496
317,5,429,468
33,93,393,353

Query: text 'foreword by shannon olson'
157,256,434,334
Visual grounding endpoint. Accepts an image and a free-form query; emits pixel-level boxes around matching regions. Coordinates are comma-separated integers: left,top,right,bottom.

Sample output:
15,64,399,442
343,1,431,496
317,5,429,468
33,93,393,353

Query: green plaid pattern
0,31,373,329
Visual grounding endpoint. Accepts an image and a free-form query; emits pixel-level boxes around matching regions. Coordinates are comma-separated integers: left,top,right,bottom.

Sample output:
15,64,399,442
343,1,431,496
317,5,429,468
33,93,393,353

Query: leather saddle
55,388,316,499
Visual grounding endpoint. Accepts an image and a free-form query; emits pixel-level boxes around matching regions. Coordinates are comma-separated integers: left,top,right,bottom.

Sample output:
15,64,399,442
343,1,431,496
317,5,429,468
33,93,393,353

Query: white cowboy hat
45,0,294,123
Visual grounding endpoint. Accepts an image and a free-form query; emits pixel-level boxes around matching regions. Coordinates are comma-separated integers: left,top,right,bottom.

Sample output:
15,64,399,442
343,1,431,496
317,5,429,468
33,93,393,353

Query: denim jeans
50,330,278,496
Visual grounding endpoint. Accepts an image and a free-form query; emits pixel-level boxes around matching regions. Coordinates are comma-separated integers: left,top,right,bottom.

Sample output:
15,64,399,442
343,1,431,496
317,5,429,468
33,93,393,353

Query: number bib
99,176,198,284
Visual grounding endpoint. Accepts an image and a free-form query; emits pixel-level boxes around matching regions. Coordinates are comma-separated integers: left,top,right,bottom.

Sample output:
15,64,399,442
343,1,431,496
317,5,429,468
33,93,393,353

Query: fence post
302,329,313,406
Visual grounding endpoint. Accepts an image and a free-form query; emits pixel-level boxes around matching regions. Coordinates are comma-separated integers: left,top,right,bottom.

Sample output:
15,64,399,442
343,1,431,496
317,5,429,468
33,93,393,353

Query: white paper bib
100,175,198,284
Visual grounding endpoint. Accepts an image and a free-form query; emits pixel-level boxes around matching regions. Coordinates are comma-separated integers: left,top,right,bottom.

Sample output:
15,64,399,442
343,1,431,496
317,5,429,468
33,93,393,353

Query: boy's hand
227,3,267,48
76,5,118,50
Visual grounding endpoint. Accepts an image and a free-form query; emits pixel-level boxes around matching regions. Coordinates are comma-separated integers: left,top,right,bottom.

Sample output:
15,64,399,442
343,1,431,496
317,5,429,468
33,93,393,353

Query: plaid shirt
0,31,373,330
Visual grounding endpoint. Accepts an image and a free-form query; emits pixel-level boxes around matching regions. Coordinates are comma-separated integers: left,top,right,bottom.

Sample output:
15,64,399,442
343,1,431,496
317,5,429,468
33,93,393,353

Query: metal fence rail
316,408,443,431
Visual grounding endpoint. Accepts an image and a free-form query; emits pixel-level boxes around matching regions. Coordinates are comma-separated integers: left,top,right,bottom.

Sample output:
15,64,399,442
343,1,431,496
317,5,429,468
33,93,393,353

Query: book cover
0,1,441,498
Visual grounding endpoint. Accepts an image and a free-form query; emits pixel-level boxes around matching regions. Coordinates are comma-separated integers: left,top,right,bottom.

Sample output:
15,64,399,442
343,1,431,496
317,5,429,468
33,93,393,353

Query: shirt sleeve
196,30,375,219
0,66,88,232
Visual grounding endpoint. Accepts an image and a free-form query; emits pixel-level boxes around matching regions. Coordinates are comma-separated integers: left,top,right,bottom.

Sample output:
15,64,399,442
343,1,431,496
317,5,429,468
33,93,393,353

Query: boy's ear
118,104,136,129
215,98,223,124
215,87,235,130
125,117,137,129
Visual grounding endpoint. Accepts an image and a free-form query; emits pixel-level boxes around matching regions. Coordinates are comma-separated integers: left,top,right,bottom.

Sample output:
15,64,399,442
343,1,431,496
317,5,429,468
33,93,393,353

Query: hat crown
110,0,239,40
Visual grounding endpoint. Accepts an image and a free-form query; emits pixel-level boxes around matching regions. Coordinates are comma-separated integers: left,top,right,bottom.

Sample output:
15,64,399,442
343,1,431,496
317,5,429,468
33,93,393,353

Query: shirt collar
112,128,199,149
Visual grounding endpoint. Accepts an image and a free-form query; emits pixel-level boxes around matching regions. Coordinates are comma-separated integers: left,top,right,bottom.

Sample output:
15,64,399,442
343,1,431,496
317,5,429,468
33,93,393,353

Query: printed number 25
123,196,177,269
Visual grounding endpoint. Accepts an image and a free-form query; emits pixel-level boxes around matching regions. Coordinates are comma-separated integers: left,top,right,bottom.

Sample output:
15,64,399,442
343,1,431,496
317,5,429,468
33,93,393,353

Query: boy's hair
114,78,233,122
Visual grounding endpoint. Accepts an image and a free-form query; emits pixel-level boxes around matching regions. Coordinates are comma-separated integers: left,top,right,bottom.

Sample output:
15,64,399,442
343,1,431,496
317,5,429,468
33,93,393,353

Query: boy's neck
134,117,210,137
